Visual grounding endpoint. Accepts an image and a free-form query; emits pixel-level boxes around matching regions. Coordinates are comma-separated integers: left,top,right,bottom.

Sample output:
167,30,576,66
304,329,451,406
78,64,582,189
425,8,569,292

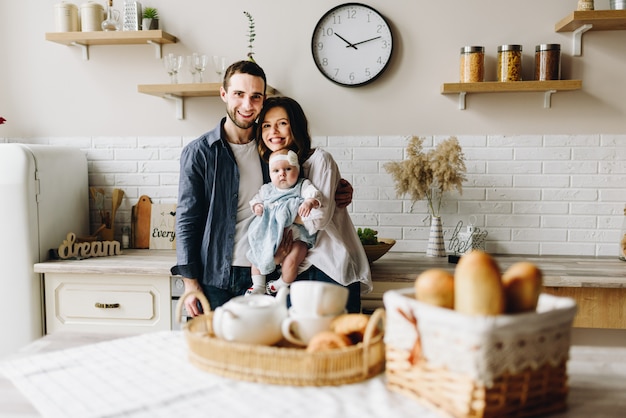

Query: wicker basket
383,288,577,418
177,291,386,386
363,238,396,263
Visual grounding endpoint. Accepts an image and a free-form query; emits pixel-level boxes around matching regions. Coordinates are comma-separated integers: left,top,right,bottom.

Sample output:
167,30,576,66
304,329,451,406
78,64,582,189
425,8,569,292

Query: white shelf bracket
458,91,467,110
572,24,593,56
164,93,184,120
543,89,557,108
146,40,162,59
70,42,89,60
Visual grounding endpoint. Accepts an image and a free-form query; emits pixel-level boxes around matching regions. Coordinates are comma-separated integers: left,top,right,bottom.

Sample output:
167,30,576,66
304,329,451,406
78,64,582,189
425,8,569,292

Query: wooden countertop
35,249,626,288
370,252,626,288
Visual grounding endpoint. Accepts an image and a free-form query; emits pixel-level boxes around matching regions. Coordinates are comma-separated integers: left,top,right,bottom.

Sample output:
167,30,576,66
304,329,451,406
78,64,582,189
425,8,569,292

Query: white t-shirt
230,140,263,267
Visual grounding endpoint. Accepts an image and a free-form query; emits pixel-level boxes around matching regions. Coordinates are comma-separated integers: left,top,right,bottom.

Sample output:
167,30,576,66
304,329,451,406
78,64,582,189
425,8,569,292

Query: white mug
281,310,335,346
289,281,348,317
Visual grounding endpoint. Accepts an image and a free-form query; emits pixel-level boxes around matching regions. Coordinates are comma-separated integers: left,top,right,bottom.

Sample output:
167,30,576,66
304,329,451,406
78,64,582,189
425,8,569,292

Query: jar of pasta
497,44,522,82
459,46,485,83
535,44,561,81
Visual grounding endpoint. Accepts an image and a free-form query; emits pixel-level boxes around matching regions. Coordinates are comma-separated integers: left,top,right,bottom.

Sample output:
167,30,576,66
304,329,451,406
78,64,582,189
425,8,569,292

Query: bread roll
502,261,543,313
414,268,454,309
454,250,505,315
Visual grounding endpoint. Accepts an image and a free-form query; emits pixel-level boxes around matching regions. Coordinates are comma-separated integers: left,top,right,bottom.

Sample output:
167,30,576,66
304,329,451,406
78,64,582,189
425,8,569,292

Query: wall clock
311,3,394,87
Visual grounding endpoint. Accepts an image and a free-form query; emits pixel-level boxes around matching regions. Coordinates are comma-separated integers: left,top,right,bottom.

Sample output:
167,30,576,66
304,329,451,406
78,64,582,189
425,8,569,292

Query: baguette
454,250,505,315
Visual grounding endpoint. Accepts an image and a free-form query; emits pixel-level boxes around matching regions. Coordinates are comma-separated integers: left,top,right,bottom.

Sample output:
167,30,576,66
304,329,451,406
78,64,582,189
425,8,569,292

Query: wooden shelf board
137,83,279,98
555,10,626,32
441,80,582,94
45,30,177,46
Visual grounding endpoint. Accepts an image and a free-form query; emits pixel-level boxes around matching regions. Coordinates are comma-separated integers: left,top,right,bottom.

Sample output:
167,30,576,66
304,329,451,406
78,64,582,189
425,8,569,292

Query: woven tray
383,288,577,418
176,291,386,386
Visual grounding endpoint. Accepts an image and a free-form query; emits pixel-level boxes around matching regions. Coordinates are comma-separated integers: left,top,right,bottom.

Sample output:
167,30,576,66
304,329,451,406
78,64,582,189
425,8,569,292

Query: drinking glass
186,54,199,83
164,53,182,84
213,56,227,81
194,54,209,83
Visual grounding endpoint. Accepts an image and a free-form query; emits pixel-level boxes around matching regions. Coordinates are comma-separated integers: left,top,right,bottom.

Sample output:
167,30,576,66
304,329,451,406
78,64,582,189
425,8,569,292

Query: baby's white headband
269,150,299,169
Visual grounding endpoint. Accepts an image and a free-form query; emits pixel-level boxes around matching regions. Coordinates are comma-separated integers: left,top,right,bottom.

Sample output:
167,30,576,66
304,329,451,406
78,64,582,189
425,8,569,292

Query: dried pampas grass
384,136,466,217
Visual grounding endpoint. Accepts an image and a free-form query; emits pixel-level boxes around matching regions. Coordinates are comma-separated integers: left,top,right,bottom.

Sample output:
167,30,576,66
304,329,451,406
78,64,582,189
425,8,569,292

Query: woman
256,96,372,313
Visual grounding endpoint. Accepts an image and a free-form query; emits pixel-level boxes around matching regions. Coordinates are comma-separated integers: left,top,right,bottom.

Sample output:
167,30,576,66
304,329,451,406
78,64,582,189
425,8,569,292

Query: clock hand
334,33,358,50
348,36,382,48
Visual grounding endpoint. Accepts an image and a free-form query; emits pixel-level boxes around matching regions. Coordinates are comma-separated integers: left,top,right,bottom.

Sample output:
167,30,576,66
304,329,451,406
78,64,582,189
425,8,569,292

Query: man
171,61,352,316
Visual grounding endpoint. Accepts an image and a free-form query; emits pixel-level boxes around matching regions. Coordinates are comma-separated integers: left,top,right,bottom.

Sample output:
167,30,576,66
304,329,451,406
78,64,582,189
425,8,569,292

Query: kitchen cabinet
555,9,626,56
45,30,177,60
43,273,171,334
35,249,175,335
137,83,279,119
440,80,582,110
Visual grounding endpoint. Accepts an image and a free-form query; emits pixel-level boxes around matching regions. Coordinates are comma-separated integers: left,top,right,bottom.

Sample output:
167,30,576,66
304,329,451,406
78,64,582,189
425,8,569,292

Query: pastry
330,313,370,344
306,331,351,353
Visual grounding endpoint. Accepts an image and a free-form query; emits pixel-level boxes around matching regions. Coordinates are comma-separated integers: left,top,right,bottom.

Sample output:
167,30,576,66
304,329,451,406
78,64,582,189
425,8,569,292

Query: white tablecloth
0,331,425,418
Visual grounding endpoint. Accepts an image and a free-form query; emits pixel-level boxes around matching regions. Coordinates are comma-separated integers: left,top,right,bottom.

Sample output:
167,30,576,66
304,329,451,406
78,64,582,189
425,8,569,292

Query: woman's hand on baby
335,178,353,209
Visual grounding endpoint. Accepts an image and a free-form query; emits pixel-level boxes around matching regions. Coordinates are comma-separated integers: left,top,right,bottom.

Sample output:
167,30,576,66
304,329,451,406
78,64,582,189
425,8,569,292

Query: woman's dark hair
223,60,267,95
256,96,312,164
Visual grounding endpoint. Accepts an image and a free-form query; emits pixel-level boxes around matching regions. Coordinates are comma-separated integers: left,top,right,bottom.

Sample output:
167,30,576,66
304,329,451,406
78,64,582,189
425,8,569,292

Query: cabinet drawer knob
95,302,121,309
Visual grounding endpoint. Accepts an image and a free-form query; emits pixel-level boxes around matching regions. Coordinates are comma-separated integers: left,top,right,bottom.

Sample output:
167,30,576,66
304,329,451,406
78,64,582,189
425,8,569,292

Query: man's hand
274,228,293,265
182,278,203,317
335,178,354,209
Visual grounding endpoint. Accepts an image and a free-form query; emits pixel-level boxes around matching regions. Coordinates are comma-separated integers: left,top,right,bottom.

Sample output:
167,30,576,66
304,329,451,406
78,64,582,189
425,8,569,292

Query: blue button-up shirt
171,118,269,289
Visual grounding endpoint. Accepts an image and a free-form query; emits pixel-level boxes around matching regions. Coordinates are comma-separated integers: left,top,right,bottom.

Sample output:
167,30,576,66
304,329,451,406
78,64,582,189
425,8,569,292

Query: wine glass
193,54,209,83
213,56,227,81
186,54,199,83
164,53,182,84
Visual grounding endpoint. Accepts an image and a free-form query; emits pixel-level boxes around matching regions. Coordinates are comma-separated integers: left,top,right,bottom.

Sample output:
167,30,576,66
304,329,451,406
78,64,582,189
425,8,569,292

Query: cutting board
132,195,152,249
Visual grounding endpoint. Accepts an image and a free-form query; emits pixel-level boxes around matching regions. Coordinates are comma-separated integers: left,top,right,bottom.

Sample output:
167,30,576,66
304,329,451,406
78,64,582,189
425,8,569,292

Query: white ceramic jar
54,2,79,32
80,1,105,32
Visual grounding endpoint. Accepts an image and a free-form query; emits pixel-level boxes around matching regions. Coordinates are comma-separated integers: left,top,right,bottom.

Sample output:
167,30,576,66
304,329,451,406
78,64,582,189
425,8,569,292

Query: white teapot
212,287,288,345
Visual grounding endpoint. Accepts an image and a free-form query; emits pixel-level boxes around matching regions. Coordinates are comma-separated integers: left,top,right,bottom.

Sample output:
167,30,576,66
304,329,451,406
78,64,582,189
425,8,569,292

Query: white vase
426,216,446,257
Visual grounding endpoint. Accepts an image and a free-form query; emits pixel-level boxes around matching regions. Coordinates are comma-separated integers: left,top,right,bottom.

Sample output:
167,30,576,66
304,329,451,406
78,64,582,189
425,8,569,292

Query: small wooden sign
149,204,177,249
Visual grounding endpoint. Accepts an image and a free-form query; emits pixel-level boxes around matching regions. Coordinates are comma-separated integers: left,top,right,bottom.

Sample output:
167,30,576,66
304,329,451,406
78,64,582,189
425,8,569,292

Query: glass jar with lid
497,44,522,82
535,44,561,81
459,46,485,83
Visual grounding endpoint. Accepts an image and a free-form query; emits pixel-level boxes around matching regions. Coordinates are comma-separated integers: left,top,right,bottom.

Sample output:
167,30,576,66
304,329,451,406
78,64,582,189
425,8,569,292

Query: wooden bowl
362,239,396,263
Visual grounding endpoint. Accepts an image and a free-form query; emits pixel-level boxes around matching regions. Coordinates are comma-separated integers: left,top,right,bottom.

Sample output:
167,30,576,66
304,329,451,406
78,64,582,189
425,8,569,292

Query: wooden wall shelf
45,30,177,60
555,10,626,56
441,80,582,109
137,83,279,119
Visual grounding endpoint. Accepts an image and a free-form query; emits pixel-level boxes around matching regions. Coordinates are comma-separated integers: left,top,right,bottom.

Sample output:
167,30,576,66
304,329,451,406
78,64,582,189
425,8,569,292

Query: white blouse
301,148,372,294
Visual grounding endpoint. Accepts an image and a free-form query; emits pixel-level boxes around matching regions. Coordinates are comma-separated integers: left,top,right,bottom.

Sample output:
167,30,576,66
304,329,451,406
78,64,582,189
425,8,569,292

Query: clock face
311,3,394,87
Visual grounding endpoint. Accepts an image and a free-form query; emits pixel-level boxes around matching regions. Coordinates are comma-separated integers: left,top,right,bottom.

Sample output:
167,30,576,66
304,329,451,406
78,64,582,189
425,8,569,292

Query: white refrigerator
0,144,89,358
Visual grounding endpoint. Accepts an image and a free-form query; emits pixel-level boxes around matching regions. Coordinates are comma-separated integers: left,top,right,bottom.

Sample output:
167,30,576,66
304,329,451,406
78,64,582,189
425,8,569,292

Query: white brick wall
3,134,624,257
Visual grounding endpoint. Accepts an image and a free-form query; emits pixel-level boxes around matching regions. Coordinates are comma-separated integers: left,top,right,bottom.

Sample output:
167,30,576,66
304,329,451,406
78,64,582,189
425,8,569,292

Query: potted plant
142,7,159,30
357,227,396,264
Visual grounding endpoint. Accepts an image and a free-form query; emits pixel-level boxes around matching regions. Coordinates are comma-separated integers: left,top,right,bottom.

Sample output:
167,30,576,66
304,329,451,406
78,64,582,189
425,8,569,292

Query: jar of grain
535,44,561,81
459,46,485,83
497,44,522,82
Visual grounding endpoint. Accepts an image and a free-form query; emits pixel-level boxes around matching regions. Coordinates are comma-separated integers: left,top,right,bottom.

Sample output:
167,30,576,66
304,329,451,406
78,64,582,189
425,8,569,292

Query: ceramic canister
80,1,105,32
54,2,79,32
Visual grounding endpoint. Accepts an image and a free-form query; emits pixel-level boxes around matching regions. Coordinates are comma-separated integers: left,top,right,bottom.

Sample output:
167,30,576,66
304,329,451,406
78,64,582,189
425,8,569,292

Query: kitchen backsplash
2,134,624,257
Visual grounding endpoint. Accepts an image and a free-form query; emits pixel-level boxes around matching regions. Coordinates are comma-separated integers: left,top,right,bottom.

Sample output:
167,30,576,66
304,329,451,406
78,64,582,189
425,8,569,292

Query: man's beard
226,106,255,130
